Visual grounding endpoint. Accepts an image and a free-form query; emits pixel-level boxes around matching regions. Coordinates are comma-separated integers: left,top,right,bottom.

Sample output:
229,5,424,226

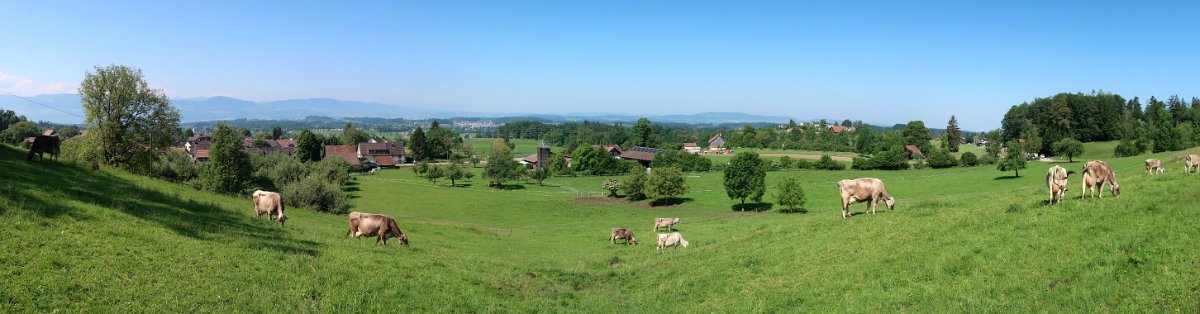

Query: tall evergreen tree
409,127,427,161
296,129,322,162
945,116,962,152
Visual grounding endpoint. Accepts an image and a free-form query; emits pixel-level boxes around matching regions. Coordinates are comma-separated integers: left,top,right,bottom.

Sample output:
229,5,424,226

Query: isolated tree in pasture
602,179,621,197
484,138,519,187
622,168,648,200
959,151,978,166
646,167,688,203
530,167,550,185
1052,138,1083,162
296,129,322,162
426,166,444,184
414,160,430,176
446,163,465,186
200,123,253,194
775,176,806,211
79,65,180,168
724,151,766,208
945,116,962,152
997,140,1027,177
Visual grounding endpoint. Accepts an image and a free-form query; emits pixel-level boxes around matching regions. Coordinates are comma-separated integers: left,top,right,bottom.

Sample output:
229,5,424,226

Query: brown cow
251,190,287,227
349,213,409,246
837,178,895,218
1046,165,1074,206
27,135,60,162
1185,155,1200,173
1081,161,1120,199
652,217,679,232
610,228,638,245
1145,159,1165,175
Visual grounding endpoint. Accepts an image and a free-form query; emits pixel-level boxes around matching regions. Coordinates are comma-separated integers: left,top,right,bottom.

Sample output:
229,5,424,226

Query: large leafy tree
296,129,322,162
1052,138,1084,162
724,151,766,209
342,122,369,145
0,109,27,132
945,116,962,152
901,120,932,154
775,176,807,211
645,167,688,203
79,65,180,167
997,140,1027,177
632,117,653,147
201,123,253,194
483,138,519,187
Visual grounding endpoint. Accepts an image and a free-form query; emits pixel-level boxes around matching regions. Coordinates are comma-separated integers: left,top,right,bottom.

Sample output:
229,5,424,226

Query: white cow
656,232,689,251
836,178,895,219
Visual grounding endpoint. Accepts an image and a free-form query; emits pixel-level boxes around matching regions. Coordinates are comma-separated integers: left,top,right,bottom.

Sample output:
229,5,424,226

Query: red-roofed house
357,142,405,168
324,145,362,167
828,125,847,134
192,149,210,163
904,145,924,159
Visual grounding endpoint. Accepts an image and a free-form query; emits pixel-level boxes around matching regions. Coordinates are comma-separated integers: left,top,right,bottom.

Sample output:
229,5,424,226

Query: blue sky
1,0,1198,130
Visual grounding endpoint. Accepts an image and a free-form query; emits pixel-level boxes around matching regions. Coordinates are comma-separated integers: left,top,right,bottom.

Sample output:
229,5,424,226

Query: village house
707,133,726,153
357,141,405,168
618,146,663,168
324,145,363,167
904,145,925,159
682,143,701,154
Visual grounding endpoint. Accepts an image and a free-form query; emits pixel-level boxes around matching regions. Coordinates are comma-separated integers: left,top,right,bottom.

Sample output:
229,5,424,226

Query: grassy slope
4,142,1200,312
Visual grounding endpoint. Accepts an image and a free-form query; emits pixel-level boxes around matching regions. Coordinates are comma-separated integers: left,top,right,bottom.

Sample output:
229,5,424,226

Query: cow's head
277,214,288,228
884,196,896,210
680,238,690,248
672,218,680,224
1111,183,1121,198
398,232,410,246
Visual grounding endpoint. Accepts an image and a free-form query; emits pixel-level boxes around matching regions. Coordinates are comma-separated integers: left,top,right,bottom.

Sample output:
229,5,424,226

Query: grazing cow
1185,155,1200,173
610,228,638,245
1145,159,1165,175
652,217,680,232
251,190,287,227
348,213,409,246
656,232,689,251
26,135,60,162
836,178,896,219
1081,161,1120,199
1046,165,1074,206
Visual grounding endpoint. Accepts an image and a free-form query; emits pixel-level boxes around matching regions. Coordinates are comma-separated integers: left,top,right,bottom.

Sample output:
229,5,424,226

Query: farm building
682,143,701,154
358,142,405,168
707,133,725,152
619,146,663,168
904,145,924,159
324,145,362,167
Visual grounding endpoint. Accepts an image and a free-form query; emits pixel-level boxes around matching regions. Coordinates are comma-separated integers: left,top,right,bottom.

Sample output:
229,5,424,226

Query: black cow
27,135,60,161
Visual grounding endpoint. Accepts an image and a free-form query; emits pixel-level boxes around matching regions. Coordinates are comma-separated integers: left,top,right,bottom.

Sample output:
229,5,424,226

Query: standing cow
1185,155,1200,173
1046,165,1073,206
836,178,896,219
251,190,287,227
347,212,409,246
652,217,680,232
656,232,689,251
1081,161,1120,199
1145,159,1165,175
610,228,638,245
27,135,60,162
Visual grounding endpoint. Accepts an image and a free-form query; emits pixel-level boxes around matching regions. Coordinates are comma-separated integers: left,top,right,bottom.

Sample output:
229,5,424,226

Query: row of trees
1002,91,1200,157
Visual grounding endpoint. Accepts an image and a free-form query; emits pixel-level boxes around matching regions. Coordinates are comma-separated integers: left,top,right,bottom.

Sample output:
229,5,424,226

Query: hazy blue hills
2,94,798,125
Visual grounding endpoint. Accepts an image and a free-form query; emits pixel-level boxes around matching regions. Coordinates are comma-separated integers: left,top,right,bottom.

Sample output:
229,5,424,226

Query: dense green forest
1001,92,1200,156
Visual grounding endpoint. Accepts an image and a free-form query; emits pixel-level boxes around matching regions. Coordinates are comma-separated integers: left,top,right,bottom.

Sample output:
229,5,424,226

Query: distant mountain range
0,94,800,125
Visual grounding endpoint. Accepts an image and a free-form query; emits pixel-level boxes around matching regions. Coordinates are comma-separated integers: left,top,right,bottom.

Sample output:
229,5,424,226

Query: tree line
1001,91,1200,157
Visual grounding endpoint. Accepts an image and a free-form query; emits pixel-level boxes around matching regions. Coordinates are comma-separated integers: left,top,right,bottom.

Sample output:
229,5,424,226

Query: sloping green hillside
3,143,1200,312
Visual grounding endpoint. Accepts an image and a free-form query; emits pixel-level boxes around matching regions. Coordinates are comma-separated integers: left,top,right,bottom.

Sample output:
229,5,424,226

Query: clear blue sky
1,0,1198,130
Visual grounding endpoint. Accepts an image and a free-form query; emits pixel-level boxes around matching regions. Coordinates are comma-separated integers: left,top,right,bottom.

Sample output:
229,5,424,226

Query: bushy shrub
977,154,998,165
652,150,713,172
283,174,348,214
777,156,794,169
960,152,978,166
818,155,845,170
622,168,647,200
1113,140,1143,157
795,159,818,170
926,149,958,169
853,150,909,170
150,151,199,183
602,179,621,197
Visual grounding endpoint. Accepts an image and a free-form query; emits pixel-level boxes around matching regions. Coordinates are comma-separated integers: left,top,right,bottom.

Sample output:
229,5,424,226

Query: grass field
466,138,559,158
3,141,1200,312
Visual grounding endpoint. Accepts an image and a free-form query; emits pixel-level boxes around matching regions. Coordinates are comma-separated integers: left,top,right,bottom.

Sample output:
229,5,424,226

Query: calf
836,178,896,218
1145,159,1165,175
349,213,409,246
610,228,637,245
656,232,689,251
653,217,680,232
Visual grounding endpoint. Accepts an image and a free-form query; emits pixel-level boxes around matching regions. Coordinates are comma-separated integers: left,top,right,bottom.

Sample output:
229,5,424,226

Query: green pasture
3,142,1200,312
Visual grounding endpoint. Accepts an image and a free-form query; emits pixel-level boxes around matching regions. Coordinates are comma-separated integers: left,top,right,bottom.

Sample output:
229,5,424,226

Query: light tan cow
1145,159,1165,175
837,178,895,219
1185,155,1200,173
1081,161,1120,199
251,190,287,227
656,232,689,251
1046,165,1073,206
348,212,409,246
653,217,680,232
610,228,637,245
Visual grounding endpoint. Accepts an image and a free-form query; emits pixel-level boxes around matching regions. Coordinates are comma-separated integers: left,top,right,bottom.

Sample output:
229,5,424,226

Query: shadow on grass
0,145,322,256
649,197,692,207
731,202,774,212
993,175,1022,180
777,207,808,214
492,184,526,190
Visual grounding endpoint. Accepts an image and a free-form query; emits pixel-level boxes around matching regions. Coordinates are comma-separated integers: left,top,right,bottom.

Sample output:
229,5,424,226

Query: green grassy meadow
3,142,1200,312
466,138,557,158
